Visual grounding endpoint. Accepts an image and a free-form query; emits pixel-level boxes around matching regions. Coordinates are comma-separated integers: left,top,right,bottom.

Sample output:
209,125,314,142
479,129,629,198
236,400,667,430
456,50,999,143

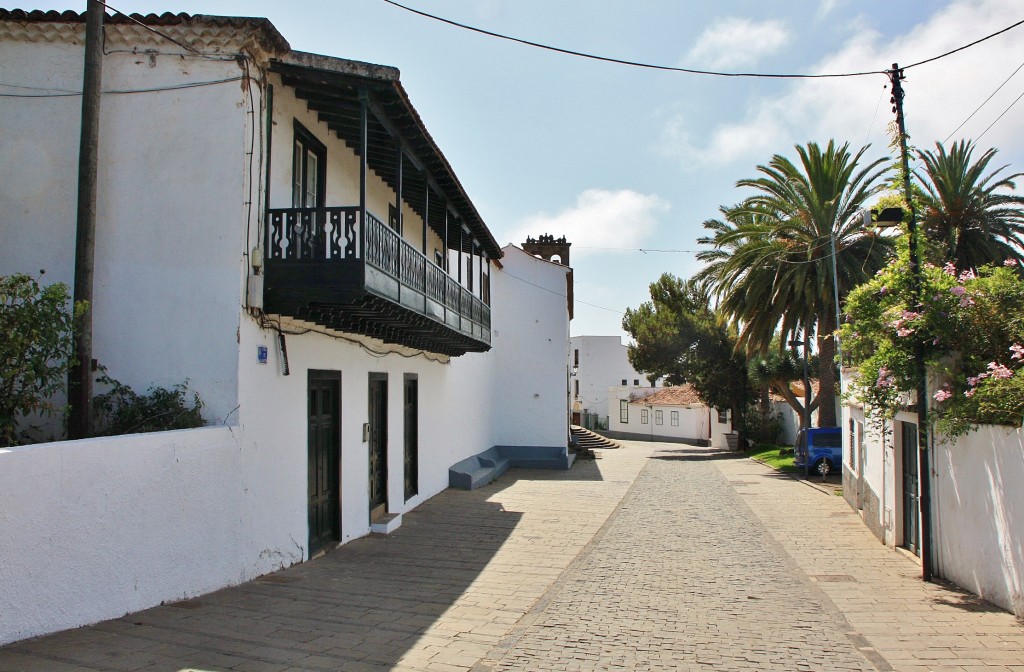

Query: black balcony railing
264,206,491,355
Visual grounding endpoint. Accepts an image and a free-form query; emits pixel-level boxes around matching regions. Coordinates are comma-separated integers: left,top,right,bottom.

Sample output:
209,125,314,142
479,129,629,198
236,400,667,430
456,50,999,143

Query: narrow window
574,379,579,397
718,408,728,424
619,399,628,424
573,349,579,367
655,410,663,425
641,408,649,424
671,410,679,426
292,121,326,208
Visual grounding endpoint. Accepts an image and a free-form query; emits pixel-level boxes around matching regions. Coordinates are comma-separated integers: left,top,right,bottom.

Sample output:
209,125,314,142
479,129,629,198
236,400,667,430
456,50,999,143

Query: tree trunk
816,311,837,427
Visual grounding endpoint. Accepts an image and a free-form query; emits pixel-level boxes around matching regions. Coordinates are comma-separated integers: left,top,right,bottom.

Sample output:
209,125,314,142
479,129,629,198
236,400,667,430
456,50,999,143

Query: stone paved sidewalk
2,441,1023,672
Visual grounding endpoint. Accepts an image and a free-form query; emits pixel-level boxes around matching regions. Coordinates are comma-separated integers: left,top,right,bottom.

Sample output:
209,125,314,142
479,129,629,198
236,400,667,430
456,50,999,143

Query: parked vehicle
794,427,842,477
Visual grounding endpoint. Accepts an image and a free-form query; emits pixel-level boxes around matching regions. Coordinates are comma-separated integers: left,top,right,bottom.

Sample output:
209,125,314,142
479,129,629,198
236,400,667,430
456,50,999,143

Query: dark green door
404,376,419,501
308,371,340,557
368,375,388,511
902,422,920,556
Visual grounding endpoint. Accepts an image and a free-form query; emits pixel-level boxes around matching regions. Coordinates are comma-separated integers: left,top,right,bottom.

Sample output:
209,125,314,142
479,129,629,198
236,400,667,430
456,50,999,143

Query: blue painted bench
448,445,575,490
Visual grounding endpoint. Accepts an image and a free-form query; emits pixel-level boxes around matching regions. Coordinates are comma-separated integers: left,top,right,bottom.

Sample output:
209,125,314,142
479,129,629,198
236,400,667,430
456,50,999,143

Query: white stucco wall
0,428,255,645
0,38,248,424
932,426,1024,617
604,387,710,443
570,336,656,420
490,246,571,448
845,397,1024,617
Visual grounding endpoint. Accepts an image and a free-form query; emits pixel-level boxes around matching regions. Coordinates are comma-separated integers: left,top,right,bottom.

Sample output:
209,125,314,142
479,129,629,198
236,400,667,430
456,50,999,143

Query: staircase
570,425,622,456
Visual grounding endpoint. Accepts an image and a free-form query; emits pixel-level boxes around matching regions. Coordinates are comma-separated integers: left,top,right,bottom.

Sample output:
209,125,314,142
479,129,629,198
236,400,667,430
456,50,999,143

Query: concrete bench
448,447,511,490
449,445,574,490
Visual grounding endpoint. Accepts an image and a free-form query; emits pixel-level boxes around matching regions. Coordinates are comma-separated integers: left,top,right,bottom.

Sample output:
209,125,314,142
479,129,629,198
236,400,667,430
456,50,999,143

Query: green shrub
91,369,204,436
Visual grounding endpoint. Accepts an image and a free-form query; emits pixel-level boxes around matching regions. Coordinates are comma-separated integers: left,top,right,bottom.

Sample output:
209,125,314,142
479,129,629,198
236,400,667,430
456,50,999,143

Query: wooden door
368,375,388,511
308,371,340,557
901,422,920,556
404,376,419,501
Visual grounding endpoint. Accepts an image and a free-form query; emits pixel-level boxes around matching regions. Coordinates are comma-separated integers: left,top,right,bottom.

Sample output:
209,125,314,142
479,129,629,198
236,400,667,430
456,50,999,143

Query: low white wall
0,427,270,645
933,426,1024,617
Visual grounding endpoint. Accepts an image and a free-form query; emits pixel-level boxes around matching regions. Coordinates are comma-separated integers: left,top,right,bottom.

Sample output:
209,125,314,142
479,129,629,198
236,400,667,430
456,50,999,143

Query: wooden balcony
262,206,491,356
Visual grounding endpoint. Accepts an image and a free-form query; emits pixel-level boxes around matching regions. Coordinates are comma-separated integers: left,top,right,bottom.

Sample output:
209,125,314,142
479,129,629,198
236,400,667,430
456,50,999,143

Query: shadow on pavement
649,447,742,462
0,474,538,671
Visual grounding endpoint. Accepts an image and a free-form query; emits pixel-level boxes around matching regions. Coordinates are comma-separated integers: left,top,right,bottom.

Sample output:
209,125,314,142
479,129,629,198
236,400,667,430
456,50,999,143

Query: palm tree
698,140,891,427
916,140,1024,272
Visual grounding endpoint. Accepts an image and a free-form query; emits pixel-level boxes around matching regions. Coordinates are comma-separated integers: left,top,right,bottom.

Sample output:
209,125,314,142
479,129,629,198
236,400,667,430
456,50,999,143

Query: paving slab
2,441,1023,671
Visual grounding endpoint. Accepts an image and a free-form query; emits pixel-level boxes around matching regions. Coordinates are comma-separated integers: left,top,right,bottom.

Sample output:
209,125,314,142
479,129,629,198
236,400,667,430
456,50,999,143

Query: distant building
569,336,657,430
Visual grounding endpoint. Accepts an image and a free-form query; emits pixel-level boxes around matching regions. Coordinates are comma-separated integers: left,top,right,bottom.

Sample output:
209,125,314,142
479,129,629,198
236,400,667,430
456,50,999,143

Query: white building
604,385,733,447
0,9,572,644
843,391,1024,618
569,335,656,429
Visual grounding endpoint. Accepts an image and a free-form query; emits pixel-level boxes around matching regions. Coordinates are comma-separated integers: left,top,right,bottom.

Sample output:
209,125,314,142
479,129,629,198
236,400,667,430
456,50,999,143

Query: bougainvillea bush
841,250,1024,438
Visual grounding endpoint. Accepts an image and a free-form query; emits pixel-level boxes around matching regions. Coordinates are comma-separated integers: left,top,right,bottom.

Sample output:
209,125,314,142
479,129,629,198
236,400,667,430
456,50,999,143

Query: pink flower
987,362,1014,379
950,286,966,296
897,327,914,337
943,262,957,276
876,366,896,389
933,388,952,402
959,295,975,307
959,269,977,282
1005,258,1019,267
967,376,982,387
965,389,977,398
902,310,921,320
1010,344,1024,361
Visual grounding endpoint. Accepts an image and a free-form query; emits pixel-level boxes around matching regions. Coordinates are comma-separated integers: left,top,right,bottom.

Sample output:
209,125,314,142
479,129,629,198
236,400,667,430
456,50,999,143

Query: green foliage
0,273,81,447
91,368,204,436
739,407,783,446
916,140,1024,272
696,140,892,426
747,444,798,473
622,273,754,423
841,255,1024,437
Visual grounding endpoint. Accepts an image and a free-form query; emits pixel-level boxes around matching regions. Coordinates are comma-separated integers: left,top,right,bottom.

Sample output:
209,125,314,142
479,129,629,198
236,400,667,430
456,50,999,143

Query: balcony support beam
359,90,368,258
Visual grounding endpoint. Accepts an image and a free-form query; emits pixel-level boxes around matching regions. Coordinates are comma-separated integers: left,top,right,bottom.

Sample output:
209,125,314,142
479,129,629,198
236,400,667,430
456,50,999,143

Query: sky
20,0,1024,341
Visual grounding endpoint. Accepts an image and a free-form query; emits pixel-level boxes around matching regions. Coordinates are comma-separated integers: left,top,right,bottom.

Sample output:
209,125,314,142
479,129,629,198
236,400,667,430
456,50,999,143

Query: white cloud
663,0,1024,173
685,17,791,70
507,189,670,258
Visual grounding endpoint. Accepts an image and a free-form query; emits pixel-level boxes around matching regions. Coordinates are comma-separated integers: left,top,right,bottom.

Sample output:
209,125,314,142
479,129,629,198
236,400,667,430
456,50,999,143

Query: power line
381,0,1024,80
941,59,1024,144
380,0,884,79
0,75,246,97
976,87,1024,143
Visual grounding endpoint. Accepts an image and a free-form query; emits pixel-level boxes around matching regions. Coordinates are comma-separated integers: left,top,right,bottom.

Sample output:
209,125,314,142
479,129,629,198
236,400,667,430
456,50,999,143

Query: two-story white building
0,9,572,644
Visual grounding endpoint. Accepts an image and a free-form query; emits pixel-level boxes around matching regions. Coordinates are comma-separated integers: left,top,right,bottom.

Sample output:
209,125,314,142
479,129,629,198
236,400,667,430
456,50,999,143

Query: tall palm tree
698,140,891,427
916,140,1024,271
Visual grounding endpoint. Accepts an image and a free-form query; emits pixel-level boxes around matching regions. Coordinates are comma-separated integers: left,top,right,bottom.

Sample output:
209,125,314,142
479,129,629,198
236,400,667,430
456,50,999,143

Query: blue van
794,427,843,477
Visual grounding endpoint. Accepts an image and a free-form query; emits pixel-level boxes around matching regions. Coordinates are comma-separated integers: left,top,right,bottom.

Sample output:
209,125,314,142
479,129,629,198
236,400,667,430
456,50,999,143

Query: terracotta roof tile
630,385,703,406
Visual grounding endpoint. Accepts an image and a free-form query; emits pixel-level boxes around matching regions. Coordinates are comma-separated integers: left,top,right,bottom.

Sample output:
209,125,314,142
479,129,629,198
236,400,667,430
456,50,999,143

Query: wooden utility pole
889,63,933,582
68,0,104,438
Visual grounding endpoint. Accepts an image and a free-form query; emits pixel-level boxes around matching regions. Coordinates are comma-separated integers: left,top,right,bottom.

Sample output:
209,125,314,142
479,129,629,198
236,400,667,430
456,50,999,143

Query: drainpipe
68,0,104,439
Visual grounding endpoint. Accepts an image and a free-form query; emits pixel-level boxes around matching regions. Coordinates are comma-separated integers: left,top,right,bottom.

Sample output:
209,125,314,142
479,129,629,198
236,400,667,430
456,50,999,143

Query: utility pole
888,63,933,582
68,0,104,439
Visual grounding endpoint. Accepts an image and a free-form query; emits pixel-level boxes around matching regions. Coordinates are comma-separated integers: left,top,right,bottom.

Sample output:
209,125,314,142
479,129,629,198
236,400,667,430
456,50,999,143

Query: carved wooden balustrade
263,206,491,355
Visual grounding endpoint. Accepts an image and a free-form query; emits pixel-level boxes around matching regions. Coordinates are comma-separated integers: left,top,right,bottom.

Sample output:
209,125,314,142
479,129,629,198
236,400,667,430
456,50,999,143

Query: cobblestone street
3,442,1023,672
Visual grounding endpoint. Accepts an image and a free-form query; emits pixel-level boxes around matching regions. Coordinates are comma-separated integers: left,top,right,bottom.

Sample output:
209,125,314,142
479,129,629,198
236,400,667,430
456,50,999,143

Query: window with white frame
671,410,679,426
655,409,663,425
641,408,649,424
620,399,628,423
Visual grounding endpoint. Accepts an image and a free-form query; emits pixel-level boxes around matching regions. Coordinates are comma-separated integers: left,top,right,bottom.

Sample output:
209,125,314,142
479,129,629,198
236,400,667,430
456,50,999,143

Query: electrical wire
379,0,884,79
0,75,245,97
97,0,240,60
940,59,1024,144
380,0,1024,80
976,87,1024,143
